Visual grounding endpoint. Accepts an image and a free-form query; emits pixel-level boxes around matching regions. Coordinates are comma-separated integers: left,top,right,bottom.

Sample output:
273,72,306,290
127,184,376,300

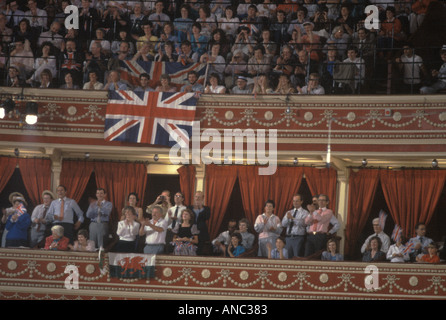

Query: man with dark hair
134,73,154,92
180,71,203,92
86,188,113,249
407,222,434,262
46,185,84,244
304,194,333,257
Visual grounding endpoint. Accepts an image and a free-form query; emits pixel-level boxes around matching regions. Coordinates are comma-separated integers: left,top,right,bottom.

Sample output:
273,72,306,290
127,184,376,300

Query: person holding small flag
5,197,31,247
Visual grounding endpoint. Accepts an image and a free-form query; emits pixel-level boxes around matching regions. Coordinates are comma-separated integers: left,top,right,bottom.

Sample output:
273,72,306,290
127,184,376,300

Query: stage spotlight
0,98,16,119
25,102,38,125
85,152,90,159
154,154,159,162
362,159,368,167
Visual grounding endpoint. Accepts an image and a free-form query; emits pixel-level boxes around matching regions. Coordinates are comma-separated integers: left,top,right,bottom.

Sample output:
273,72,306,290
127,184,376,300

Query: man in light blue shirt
282,194,309,258
407,222,433,261
180,71,203,93
46,185,84,244
86,188,113,249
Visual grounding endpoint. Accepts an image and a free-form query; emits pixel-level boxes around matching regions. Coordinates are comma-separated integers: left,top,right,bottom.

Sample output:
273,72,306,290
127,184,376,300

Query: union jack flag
104,90,198,147
119,60,207,90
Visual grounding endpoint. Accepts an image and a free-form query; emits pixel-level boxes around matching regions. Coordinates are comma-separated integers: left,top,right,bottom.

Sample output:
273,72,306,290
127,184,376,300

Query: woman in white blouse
115,206,140,253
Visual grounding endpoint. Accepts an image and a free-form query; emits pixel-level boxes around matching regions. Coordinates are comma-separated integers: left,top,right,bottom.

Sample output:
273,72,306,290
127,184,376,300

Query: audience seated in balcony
180,70,203,93
59,71,79,89
83,70,104,90
236,218,255,251
231,75,252,94
27,41,57,86
204,72,226,94
103,70,127,91
174,4,194,44
267,237,288,259
386,235,410,263
44,225,70,251
111,29,135,56
227,232,246,257
9,37,34,79
416,242,440,263
247,45,271,78
134,72,154,92
6,64,26,87
188,22,208,58
212,219,237,255
361,218,391,254
68,229,96,252
362,236,386,262
297,72,325,94
155,73,176,92
252,73,274,95
395,44,426,94
420,45,446,94
0,0,443,96
136,21,158,55
37,21,64,52
321,238,344,261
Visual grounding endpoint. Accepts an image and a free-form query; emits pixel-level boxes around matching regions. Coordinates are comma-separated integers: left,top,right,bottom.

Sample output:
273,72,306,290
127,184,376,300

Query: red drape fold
237,165,272,225
303,167,338,213
60,160,95,202
0,157,18,198
380,169,446,238
18,158,52,207
204,164,238,240
269,166,305,219
345,168,380,256
177,165,196,207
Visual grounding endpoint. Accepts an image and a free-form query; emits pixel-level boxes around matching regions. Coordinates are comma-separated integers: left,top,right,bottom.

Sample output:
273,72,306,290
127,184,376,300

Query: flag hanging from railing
104,90,198,147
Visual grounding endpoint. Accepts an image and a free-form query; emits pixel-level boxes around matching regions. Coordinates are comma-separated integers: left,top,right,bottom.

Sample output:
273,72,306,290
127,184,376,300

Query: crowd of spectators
0,0,445,94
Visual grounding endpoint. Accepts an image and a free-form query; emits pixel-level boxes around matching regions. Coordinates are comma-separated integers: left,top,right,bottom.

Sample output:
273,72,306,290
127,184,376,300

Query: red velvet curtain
0,157,18,199
17,158,52,207
344,168,380,256
304,167,338,213
60,160,95,202
380,169,446,238
270,166,305,219
94,161,147,230
177,165,196,207
238,165,272,226
204,164,238,240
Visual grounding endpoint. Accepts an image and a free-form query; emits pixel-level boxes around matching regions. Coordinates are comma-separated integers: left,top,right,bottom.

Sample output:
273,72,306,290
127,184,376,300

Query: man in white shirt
37,21,64,50
25,0,47,31
30,190,55,248
361,218,391,254
46,185,84,244
297,73,325,95
139,206,168,254
396,44,426,93
212,219,237,255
